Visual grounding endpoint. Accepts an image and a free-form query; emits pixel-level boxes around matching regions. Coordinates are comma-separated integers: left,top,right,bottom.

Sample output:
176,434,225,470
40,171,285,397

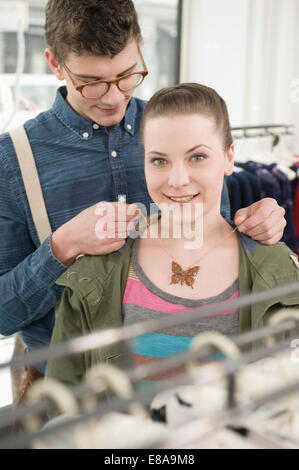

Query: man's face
46,40,140,128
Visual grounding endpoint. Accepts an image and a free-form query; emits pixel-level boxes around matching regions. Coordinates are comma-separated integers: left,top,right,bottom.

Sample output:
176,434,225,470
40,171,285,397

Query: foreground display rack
1,280,299,373
1,282,299,449
2,332,299,449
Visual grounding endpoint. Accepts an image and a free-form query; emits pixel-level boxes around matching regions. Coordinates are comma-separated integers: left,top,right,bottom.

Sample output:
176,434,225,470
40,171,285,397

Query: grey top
123,239,239,337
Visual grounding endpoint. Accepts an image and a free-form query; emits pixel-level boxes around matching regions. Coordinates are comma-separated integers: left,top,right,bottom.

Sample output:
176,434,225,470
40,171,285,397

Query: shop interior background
1,0,299,409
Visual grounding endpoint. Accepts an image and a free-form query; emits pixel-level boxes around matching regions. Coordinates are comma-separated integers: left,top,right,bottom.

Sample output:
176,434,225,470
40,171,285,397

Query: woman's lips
164,193,200,204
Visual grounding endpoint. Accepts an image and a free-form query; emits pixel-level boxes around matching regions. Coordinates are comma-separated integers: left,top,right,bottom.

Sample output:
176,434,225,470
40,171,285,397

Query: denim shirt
0,87,151,350
0,86,231,365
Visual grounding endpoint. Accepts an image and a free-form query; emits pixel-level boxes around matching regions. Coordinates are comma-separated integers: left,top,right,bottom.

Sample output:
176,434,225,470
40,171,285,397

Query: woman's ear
224,144,234,176
44,48,65,81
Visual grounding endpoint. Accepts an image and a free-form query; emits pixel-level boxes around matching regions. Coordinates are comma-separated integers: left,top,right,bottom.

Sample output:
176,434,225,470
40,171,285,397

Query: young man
0,0,286,376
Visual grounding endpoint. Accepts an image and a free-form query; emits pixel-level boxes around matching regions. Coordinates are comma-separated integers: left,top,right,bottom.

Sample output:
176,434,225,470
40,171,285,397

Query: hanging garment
228,161,298,251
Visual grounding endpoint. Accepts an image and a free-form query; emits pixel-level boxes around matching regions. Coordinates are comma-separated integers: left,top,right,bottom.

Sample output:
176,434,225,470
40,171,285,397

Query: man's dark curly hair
45,0,142,63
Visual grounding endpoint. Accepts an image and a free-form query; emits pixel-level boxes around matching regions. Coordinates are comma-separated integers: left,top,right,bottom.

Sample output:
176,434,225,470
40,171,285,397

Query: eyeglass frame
63,46,148,99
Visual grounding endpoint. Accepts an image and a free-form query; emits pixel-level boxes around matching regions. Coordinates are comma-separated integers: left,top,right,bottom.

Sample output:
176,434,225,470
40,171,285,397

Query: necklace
157,226,238,289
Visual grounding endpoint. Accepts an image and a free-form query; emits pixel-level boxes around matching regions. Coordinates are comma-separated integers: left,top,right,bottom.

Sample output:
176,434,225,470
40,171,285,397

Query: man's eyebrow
71,62,138,81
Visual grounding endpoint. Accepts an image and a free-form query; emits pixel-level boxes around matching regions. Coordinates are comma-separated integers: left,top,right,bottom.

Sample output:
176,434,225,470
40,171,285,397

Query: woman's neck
149,211,232,251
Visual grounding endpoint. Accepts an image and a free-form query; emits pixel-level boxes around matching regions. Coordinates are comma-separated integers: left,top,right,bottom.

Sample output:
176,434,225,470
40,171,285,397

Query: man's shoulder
131,96,147,115
0,108,54,150
0,87,68,152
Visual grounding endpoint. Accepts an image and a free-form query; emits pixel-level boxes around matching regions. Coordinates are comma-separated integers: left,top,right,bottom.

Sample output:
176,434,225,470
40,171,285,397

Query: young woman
46,83,299,386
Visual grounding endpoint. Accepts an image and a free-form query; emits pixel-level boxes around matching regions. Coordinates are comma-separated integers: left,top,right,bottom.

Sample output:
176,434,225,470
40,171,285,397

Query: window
0,0,180,130
133,0,180,100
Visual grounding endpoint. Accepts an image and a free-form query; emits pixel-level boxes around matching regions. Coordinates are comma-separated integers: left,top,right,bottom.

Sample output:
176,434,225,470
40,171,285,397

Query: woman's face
143,113,234,225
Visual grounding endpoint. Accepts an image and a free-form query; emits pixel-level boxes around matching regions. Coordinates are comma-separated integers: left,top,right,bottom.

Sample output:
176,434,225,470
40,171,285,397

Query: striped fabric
123,240,239,382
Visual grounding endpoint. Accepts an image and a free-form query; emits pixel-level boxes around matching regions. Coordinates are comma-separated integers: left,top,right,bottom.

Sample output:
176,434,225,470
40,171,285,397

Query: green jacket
46,234,299,386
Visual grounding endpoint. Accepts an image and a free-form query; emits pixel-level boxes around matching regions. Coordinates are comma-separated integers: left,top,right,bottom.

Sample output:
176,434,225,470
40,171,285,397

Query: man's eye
80,78,99,85
79,80,92,86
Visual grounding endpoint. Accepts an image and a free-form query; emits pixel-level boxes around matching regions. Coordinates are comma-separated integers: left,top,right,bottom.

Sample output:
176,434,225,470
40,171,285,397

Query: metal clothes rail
0,318,296,433
1,334,299,449
231,124,294,139
1,279,299,372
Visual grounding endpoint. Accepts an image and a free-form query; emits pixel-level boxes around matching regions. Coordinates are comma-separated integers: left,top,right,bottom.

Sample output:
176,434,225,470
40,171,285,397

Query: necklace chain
157,225,238,269
138,211,238,288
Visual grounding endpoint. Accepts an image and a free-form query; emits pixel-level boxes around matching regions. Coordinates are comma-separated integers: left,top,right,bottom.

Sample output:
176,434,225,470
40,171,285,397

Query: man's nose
168,164,190,187
100,83,124,105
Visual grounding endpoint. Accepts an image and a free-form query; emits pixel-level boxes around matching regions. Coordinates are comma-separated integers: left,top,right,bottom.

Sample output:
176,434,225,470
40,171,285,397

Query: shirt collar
52,87,94,139
52,86,137,139
124,97,137,136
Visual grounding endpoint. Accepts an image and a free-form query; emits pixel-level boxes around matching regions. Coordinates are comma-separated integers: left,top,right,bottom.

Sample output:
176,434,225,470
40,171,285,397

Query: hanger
2,279,299,375
3,331,299,449
82,363,148,418
1,309,298,436
77,363,167,449
22,377,90,449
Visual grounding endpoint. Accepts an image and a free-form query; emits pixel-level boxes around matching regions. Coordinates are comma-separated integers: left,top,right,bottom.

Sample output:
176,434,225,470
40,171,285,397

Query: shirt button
82,132,89,139
127,124,132,130
93,123,99,130
111,151,117,158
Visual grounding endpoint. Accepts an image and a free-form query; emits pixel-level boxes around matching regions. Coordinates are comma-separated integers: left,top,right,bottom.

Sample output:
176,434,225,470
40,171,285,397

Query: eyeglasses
63,47,148,99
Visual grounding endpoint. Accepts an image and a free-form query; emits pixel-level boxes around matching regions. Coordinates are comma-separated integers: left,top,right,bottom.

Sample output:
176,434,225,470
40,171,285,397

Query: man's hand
51,201,140,266
234,198,286,245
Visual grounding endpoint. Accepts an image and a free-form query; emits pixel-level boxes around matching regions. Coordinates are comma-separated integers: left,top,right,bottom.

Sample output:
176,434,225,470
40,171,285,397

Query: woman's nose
168,164,190,188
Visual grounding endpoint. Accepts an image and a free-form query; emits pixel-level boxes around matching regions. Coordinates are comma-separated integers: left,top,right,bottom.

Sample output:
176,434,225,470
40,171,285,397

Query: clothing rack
158,378,299,450
0,318,296,432
1,331,299,449
1,279,299,373
231,124,294,139
1,279,299,448
4,378,299,449
0,277,299,448
226,127,299,254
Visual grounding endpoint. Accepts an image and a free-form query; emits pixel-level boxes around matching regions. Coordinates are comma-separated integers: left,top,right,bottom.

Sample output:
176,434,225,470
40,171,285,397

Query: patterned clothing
0,87,150,357
123,239,239,382
45,232,299,388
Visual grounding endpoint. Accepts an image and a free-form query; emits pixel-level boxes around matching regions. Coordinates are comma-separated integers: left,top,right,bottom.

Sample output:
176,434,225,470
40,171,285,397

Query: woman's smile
164,193,200,204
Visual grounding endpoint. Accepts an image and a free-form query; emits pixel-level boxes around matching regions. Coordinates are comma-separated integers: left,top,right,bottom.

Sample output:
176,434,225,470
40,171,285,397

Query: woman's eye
151,158,167,166
191,154,205,162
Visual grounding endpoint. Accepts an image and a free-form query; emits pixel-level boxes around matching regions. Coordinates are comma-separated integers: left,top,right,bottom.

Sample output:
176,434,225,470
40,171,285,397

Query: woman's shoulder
55,239,134,295
238,232,299,282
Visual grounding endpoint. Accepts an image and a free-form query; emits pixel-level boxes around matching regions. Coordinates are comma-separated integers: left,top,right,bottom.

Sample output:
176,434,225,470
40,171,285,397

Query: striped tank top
123,239,239,383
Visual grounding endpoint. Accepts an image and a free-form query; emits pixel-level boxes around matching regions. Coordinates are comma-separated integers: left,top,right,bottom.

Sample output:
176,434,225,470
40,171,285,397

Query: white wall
180,0,249,126
180,0,299,152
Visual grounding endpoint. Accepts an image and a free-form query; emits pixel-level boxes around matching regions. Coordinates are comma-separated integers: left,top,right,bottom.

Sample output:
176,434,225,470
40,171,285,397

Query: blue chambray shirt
0,86,230,370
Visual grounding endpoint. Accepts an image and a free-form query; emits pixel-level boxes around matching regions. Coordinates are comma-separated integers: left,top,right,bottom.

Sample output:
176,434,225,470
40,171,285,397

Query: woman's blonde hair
140,83,233,151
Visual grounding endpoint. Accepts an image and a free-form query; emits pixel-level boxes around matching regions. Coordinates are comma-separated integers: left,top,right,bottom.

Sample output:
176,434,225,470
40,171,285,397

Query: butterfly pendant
170,261,200,289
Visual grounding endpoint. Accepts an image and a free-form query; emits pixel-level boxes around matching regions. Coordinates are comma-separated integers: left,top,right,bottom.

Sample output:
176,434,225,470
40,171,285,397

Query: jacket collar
238,231,261,254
